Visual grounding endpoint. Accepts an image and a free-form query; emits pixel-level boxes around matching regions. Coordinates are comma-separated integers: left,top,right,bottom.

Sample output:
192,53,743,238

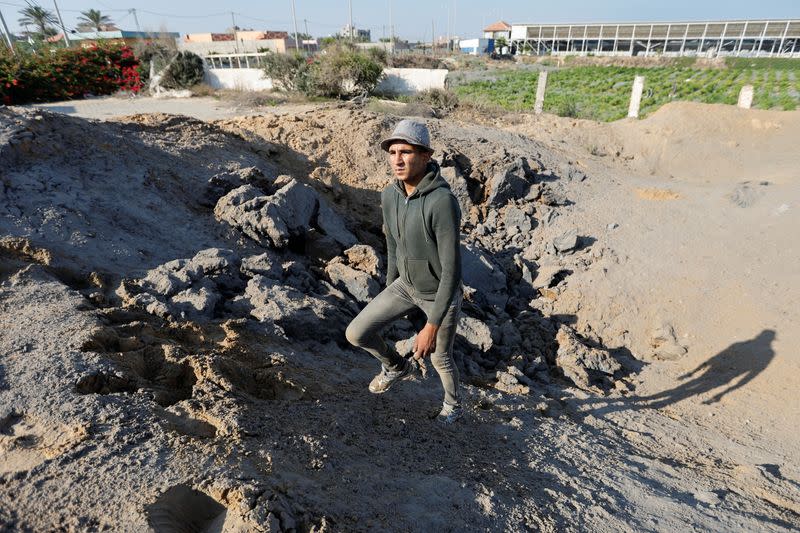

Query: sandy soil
1,97,799,531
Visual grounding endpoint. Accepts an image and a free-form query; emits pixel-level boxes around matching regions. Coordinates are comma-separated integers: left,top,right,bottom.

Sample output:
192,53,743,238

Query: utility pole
231,12,239,53
431,19,435,56
52,0,70,47
304,19,310,52
453,0,457,50
0,8,15,56
388,0,393,51
291,0,300,54
348,0,353,40
130,8,141,33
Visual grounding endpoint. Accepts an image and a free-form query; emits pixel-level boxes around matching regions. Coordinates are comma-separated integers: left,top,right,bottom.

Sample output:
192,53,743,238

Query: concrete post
738,85,754,109
534,71,548,115
628,75,645,118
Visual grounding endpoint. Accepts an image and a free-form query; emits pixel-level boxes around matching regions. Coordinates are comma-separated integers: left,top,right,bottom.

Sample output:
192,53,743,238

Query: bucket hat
380,119,433,153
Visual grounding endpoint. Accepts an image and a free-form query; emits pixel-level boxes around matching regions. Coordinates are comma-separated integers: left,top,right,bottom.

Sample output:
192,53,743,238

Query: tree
77,9,114,32
18,3,57,37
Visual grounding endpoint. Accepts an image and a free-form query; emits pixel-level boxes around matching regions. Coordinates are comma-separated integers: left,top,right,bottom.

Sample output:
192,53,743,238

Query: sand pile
1,104,798,531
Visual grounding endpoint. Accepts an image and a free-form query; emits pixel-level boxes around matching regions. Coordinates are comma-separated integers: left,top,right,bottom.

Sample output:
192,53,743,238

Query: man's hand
413,323,439,359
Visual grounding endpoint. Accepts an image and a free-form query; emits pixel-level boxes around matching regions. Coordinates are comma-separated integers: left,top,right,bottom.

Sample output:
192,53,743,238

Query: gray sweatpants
345,278,463,407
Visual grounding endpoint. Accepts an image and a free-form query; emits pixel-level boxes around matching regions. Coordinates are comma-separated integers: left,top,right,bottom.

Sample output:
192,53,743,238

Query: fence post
534,71,548,114
627,75,645,118
737,85,754,109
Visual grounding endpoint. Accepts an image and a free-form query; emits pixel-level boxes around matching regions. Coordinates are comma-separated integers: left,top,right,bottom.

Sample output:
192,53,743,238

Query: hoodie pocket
407,259,439,293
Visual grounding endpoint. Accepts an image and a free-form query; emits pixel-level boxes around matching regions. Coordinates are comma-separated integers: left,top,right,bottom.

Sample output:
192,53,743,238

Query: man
346,119,464,424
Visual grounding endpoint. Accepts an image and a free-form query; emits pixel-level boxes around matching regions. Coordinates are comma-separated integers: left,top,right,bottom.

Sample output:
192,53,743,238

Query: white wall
375,68,449,96
204,66,447,95
204,69,274,91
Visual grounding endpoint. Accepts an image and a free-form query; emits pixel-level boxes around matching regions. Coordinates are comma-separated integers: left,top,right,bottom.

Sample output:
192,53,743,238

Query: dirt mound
1,103,798,531
502,101,800,184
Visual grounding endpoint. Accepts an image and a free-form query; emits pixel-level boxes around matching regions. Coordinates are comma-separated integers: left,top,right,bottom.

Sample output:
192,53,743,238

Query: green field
452,58,800,121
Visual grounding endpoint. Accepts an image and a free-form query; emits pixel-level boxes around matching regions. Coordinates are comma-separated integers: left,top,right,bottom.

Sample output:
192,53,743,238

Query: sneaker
368,359,412,394
436,403,464,425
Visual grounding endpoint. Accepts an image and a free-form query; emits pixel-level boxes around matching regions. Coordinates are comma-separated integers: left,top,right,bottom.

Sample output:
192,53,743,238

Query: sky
2,0,798,42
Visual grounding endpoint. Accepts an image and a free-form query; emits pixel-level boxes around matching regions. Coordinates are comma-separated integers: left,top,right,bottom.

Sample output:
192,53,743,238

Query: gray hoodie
381,161,462,326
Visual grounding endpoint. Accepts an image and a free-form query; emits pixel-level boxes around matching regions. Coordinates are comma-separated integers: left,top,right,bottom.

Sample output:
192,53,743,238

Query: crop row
452,63,800,121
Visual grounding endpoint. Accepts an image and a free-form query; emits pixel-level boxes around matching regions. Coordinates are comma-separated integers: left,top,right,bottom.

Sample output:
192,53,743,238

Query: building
48,30,180,46
483,21,511,41
510,19,800,57
180,31,298,55
340,24,371,42
459,38,494,56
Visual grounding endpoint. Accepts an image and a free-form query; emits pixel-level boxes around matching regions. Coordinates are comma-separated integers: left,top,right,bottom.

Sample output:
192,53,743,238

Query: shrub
262,52,311,93
410,88,459,116
0,44,141,105
310,44,385,98
264,45,385,99
162,51,205,89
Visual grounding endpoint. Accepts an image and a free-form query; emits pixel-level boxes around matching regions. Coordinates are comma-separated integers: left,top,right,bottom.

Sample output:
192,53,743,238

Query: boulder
487,158,531,207
503,206,533,234
440,165,473,215
461,243,508,310
241,252,282,279
553,230,579,253
555,325,622,388
324,262,379,304
169,280,222,321
244,275,346,339
457,316,493,352
215,180,356,249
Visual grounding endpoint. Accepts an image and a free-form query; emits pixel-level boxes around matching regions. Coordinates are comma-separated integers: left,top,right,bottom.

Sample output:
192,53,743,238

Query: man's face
388,142,431,184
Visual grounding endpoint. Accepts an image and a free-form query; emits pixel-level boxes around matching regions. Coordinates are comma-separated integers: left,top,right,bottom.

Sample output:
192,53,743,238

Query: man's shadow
637,329,776,409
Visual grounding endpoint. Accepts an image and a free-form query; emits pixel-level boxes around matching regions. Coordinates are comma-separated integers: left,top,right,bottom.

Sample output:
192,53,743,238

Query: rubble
555,325,622,389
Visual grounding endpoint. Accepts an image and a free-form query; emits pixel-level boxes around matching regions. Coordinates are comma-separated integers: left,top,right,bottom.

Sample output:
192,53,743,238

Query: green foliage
264,45,385,98
17,3,57,38
262,52,312,93
133,41,172,86
410,88,459,116
162,51,205,89
311,44,384,97
0,45,141,105
452,61,800,121
77,9,114,32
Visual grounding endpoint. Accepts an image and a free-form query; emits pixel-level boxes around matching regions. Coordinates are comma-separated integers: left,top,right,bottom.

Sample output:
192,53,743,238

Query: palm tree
17,3,57,37
77,9,114,32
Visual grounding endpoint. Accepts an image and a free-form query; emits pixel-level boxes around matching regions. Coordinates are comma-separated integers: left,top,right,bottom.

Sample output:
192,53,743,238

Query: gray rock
241,252,282,279
555,325,622,388
553,230,579,253
245,275,342,338
503,206,533,234
487,158,531,207
457,316,493,352
324,262,379,304
183,248,239,280
344,244,381,277
440,165,473,215
317,199,358,248
461,243,508,310
650,323,687,360
170,280,222,320
539,184,568,206
215,180,356,249
139,263,191,297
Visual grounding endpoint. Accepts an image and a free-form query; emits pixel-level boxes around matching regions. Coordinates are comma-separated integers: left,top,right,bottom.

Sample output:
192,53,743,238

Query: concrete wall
204,66,446,95
204,68,274,91
375,68,449,96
